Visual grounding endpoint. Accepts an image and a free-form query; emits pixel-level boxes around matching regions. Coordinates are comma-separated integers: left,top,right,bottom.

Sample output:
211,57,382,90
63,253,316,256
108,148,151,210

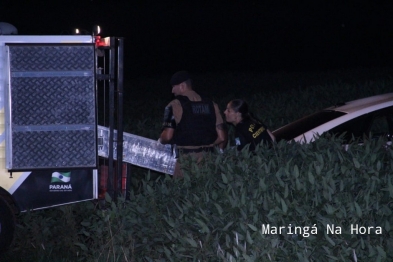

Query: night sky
2,0,393,79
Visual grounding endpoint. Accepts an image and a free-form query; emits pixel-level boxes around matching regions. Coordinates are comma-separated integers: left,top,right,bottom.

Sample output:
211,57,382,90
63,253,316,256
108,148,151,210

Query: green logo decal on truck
51,172,71,183
50,172,72,191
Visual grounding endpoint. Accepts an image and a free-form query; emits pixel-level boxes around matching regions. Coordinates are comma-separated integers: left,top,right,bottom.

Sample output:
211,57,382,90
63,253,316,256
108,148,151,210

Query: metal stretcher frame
97,125,176,175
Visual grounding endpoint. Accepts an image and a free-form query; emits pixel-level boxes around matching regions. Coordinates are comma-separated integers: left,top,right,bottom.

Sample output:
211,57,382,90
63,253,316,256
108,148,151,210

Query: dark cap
170,71,191,86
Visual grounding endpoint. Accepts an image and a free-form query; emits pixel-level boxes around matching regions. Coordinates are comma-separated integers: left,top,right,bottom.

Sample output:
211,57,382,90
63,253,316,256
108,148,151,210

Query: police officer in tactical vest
159,71,227,177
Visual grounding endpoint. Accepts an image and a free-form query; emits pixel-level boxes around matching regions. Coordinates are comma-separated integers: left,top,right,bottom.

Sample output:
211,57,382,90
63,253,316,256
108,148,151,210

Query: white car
272,93,393,144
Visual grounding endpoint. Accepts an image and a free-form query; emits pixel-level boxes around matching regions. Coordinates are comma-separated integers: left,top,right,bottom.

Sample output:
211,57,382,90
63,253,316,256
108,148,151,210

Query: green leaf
353,158,360,168
80,221,90,226
376,246,386,258
223,221,234,231
385,220,390,232
246,230,253,245
146,184,154,194
267,209,275,217
164,216,175,228
195,218,210,233
308,172,315,185
354,202,362,217
173,200,184,213
241,191,246,205
281,198,288,214
136,206,146,214
164,232,173,241
388,175,393,198
104,192,112,203
377,160,381,171
247,224,258,232
168,229,178,238
325,204,334,215
296,178,302,190
259,178,267,191
74,242,88,251
214,203,223,215
221,173,228,184
184,237,198,248
163,246,172,258
325,255,339,260
293,165,299,178
284,184,289,198
324,233,335,246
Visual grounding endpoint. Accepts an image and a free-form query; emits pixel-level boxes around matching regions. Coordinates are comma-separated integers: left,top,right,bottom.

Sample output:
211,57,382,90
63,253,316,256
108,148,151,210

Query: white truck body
0,34,176,252
0,35,99,252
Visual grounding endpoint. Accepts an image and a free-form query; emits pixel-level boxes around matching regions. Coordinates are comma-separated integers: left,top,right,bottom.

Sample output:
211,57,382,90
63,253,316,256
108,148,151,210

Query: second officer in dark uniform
224,99,275,151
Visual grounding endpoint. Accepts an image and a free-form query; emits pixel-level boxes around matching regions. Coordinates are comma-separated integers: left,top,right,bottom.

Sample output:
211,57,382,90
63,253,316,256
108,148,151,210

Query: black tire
0,197,15,253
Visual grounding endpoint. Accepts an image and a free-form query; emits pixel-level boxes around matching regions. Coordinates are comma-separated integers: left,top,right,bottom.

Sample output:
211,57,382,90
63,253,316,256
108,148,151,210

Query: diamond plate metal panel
12,130,96,169
6,44,97,170
11,77,95,125
9,45,94,71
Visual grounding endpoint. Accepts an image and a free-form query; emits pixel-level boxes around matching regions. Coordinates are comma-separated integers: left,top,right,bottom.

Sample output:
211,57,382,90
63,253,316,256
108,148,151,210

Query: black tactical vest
173,95,217,146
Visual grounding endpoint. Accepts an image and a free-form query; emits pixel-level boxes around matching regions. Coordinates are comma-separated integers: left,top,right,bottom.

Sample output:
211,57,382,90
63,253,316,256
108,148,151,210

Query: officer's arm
215,123,228,150
159,128,174,144
159,105,176,144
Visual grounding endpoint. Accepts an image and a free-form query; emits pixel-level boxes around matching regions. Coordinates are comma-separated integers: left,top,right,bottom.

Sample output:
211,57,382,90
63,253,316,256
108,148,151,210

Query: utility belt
179,147,214,154
172,145,214,158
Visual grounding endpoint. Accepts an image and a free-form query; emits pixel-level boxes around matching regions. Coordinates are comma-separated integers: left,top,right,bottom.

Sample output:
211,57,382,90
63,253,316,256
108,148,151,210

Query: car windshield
273,110,346,142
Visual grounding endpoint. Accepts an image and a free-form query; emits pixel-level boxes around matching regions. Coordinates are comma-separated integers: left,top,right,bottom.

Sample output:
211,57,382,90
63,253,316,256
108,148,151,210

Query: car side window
327,106,393,143
327,114,371,143
369,115,390,138
368,107,393,140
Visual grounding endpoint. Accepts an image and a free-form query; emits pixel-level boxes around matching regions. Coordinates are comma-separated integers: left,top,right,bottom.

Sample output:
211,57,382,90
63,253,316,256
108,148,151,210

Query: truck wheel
0,197,15,253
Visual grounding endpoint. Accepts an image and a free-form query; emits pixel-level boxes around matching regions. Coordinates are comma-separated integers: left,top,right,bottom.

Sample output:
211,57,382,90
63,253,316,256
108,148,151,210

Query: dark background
2,0,393,79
